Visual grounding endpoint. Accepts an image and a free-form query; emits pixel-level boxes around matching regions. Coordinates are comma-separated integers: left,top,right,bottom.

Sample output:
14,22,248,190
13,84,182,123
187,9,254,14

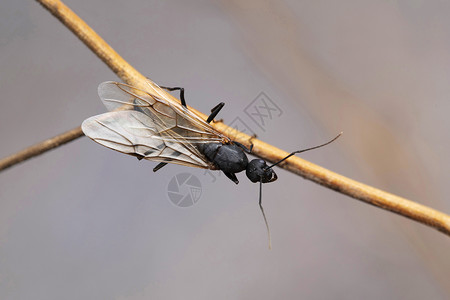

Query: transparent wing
97,81,229,145
82,110,217,169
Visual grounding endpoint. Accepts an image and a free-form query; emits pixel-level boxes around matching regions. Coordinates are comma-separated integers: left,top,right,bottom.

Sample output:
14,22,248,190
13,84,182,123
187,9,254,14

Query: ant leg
160,86,186,107
223,171,239,184
153,162,168,172
234,141,252,154
206,102,225,123
135,154,145,161
247,134,258,152
234,134,257,153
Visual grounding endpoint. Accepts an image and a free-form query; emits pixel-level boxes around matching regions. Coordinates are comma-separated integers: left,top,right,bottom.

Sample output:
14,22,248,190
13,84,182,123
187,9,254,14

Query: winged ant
82,81,341,248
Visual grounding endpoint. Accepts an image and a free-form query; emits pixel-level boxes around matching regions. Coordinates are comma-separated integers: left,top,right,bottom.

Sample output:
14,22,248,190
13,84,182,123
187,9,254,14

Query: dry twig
1,0,449,236
0,126,83,170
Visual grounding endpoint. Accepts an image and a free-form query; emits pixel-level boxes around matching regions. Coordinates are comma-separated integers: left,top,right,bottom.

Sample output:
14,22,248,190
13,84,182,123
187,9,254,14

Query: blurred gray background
1,0,450,299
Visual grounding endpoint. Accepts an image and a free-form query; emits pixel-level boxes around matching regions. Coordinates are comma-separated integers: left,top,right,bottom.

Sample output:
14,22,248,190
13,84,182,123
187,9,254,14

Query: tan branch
2,0,449,236
0,126,83,170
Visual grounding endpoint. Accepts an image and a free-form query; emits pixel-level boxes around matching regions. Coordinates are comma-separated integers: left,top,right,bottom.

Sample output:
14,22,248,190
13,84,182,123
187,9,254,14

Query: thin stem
1,0,449,237
0,126,83,171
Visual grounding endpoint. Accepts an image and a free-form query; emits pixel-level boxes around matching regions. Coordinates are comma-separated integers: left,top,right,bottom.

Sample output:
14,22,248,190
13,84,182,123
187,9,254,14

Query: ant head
246,159,278,183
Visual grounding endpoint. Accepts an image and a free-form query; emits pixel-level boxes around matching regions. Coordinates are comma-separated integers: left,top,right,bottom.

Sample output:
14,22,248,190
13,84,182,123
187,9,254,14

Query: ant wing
97,81,229,145
82,110,218,169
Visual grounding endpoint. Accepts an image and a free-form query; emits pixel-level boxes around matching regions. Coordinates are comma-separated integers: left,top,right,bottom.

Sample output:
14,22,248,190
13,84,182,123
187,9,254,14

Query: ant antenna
257,132,342,249
267,132,343,169
259,178,272,250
